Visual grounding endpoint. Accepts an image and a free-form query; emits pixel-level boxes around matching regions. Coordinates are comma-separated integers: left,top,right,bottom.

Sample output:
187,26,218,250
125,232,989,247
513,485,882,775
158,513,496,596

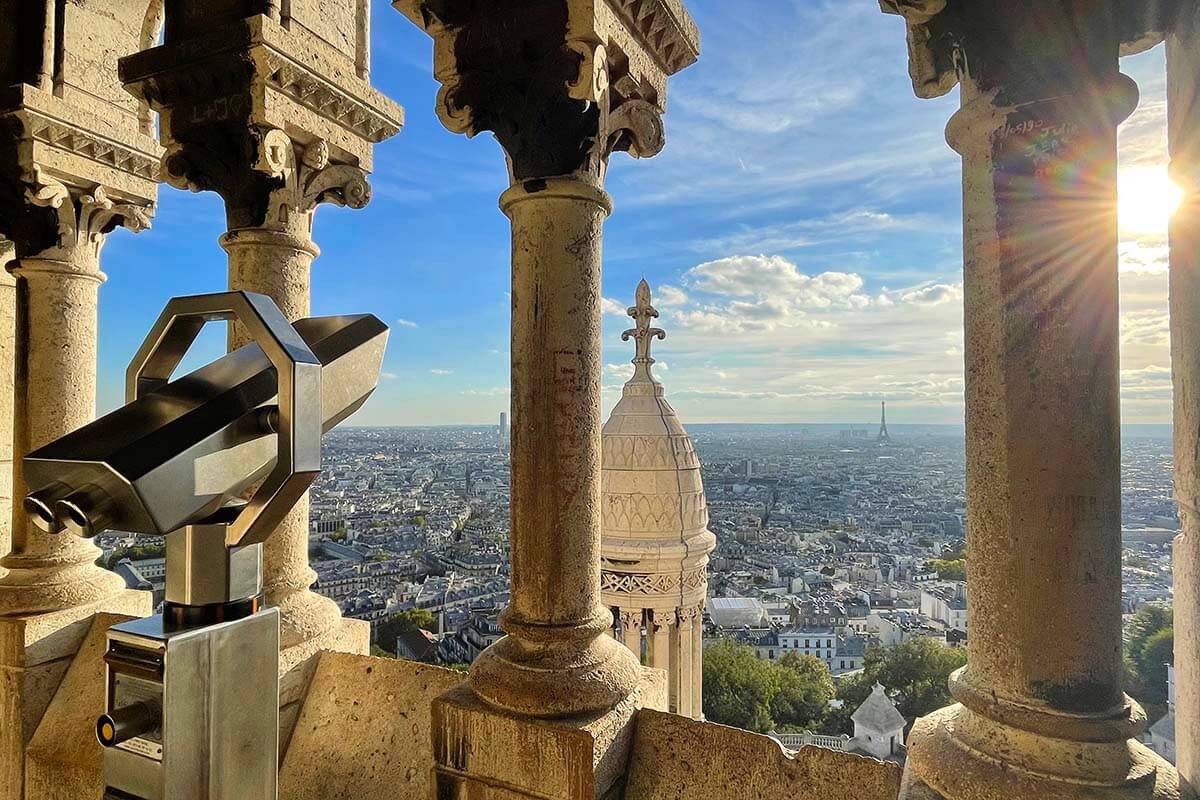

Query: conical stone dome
601,280,715,615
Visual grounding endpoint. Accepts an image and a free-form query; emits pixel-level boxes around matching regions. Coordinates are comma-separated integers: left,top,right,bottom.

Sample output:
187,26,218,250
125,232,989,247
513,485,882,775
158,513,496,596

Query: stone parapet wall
625,710,902,800
279,652,462,800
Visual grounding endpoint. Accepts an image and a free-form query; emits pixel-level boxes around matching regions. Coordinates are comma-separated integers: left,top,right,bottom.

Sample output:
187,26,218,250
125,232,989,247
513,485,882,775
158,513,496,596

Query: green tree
701,640,778,733
927,559,966,581
772,652,835,730
1125,606,1173,713
703,642,836,733
374,608,436,655
821,639,966,735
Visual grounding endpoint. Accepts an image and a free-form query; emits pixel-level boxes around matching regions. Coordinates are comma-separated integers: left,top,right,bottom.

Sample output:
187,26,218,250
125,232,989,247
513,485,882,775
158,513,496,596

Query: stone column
619,608,644,659
0,178,155,800
0,240,14,563
691,607,704,719
1169,3,1200,792
881,2,1183,798
121,7,402,706
398,2,696,795
675,606,695,720
466,174,641,717
0,4,163,798
220,223,356,675
649,610,675,714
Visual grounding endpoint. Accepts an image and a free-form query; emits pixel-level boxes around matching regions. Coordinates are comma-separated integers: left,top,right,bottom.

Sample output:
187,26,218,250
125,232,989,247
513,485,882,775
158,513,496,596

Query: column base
434,667,666,800
0,561,128,616
274,588,368,675
901,703,1189,800
468,614,645,718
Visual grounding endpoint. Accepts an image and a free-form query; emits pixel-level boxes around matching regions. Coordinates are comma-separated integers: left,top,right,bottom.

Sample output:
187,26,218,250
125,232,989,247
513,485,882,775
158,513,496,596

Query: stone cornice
121,15,402,171
603,0,700,75
882,0,1185,98
0,84,161,206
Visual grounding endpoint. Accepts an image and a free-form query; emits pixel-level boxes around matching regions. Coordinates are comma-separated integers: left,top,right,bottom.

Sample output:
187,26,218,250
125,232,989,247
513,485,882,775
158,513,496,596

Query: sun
1118,165,1184,236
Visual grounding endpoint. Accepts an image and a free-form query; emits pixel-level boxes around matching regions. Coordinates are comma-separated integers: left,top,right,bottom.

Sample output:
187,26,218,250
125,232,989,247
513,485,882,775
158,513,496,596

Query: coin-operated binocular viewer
22,292,388,800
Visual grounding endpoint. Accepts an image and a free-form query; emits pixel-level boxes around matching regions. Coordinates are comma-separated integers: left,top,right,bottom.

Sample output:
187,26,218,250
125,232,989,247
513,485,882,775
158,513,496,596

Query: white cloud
601,297,629,317
380,372,399,380
605,363,634,382
430,369,453,376
1122,309,1170,347
898,283,962,306
395,318,418,329
460,386,510,397
687,255,867,309
655,285,689,307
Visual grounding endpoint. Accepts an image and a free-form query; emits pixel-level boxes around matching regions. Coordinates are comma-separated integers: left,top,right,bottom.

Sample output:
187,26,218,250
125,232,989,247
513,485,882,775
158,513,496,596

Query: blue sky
95,0,1176,426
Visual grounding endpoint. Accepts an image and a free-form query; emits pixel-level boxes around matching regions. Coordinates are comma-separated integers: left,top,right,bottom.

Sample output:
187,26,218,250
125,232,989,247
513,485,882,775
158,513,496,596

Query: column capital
881,0,1180,100
395,0,699,182
121,11,402,230
14,168,152,271
618,607,644,630
161,128,372,235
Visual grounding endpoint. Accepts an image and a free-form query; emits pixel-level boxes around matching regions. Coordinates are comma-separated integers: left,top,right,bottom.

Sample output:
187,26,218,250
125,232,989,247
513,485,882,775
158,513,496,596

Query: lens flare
1118,166,1184,235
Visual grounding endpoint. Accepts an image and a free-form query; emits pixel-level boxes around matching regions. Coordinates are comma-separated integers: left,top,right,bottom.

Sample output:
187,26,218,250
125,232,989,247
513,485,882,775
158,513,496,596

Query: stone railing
771,731,852,752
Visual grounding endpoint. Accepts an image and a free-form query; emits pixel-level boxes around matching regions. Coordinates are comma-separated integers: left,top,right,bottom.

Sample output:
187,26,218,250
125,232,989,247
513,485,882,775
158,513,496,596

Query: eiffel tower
877,400,891,443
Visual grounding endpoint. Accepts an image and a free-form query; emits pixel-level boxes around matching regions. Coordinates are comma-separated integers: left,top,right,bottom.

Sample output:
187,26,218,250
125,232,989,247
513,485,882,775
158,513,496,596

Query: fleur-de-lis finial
622,279,665,383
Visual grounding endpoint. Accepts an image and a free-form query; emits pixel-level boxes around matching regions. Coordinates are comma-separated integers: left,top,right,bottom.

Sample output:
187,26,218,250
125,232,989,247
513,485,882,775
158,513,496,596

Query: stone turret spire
622,278,666,385
602,280,714,720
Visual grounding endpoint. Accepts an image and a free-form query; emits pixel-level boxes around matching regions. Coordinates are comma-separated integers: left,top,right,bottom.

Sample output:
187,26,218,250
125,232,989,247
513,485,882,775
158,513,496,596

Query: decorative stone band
601,566,707,597
605,0,699,74
257,50,401,144
20,109,160,183
602,433,700,470
601,490,708,535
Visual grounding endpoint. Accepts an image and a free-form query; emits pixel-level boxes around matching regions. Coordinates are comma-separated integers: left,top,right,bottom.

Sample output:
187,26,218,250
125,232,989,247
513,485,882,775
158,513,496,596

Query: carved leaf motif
607,99,665,159
567,41,610,103
303,165,372,210
26,167,69,209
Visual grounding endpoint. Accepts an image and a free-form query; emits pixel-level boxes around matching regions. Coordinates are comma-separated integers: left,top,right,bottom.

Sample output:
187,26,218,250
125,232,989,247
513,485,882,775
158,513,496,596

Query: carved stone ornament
24,167,154,265
618,608,644,631
879,0,958,99
397,0,687,181
160,129,370,233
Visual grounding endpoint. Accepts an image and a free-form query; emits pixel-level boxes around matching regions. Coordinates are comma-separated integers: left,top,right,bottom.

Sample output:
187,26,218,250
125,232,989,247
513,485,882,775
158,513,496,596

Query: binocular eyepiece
27,482,125,539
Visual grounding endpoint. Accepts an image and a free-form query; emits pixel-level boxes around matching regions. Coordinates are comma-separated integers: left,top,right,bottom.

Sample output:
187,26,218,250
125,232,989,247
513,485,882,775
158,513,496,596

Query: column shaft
676,611,694,719
649,612,674,713
505,182,606,627
1168,4,1200,790
220,227,350,668
467,178,641,718
691,610,703,719
619,608,642,657
0,244,14,563
0,256,124,613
